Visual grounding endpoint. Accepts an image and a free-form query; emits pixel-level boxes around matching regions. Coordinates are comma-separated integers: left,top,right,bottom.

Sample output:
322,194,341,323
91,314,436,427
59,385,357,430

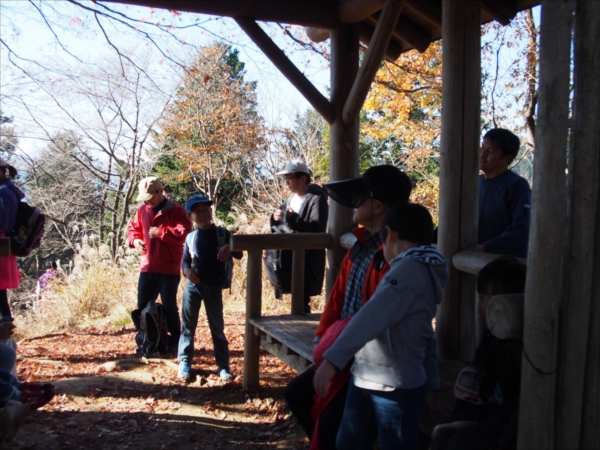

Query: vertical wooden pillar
243,249,262,389
517,1,574,448
326,23,360,297
436,0,481,362
556,0,600,448
290,249,306,315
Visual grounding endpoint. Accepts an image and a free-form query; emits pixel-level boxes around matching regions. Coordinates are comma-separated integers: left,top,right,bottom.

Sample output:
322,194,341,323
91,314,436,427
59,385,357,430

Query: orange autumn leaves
160,43,265,181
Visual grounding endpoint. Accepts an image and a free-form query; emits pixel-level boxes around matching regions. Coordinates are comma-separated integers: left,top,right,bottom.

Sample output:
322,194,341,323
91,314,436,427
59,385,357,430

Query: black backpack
1,186,45,257
264,222,295,295
131,302,169,356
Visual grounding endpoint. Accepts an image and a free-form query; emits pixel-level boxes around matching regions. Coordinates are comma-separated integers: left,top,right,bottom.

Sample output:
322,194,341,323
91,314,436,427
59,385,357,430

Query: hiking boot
177,360,191,382
0,400,31,444
218,368,233,381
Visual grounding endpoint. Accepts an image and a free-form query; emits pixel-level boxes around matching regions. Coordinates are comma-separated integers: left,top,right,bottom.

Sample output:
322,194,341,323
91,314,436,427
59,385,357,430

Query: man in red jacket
127,177,191,350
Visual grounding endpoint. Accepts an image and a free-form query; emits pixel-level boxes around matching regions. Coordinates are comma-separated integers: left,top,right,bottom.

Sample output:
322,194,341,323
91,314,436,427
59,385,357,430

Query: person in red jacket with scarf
127,177,191,351
284,165,412,450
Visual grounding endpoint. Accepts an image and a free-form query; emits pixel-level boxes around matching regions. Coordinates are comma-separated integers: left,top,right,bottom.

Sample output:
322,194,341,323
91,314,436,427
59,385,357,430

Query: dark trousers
284,369,349,449
0,290,10,318
178,283,230,370
137,272,181,346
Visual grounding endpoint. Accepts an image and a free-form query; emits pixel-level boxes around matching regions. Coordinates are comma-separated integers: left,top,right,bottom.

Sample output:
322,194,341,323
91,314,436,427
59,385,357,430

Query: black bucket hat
325,165,412,209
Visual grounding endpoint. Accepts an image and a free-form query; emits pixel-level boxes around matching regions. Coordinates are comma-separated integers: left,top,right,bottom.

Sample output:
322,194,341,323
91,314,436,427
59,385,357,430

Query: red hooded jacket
127,198,191,275
315,227,390,338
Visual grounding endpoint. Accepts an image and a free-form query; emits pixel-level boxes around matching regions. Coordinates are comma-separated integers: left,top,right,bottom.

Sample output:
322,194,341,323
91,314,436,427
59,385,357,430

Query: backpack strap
186,230,197,258
216,226,227,248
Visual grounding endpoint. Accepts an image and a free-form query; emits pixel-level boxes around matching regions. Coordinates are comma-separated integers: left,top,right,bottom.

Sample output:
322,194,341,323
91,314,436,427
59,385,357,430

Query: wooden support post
556,1,600,448
343,0,405,124
243,249,263,389
235,17,335,124
517,1,574,448
327,23,360,297
436,0,481,363
290,249,306,315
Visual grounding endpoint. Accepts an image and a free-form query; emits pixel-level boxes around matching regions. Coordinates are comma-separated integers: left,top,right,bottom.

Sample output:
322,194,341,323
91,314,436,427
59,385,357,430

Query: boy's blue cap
185,194,213,213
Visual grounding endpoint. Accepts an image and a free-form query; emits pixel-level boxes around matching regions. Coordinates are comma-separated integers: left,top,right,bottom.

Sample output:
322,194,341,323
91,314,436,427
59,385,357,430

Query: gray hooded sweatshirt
324,246,449,391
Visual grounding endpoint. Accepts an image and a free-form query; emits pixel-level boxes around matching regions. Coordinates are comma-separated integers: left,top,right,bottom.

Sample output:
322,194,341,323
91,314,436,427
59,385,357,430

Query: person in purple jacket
0,158,24,326
478,129,531,259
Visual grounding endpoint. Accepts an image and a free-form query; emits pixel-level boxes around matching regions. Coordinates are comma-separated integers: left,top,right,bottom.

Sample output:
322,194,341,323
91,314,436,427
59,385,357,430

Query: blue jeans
178,282,230,370
336,379,425,450
137,272,181,346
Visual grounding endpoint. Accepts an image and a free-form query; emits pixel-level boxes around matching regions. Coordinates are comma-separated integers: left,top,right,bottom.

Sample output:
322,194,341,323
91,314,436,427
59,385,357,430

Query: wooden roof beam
481,0,518,26
358,22,404,62
338,0,385,23
234,17,335,124
405,0,442,27
114,0,339,28
343,0,405,124
366,13,432,53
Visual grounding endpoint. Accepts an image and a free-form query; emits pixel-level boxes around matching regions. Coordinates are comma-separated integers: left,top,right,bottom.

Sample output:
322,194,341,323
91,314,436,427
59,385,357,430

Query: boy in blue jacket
313,202,448,450
177,195,242,382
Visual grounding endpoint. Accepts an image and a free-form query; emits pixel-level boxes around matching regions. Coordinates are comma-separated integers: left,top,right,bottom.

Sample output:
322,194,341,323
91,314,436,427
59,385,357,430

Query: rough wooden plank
250,315,320,362
518,0,574,448
452,250,525,275
436,0,481,363
557,0,600,447
117,0,340,28
230,233,332,252
338,0,385,23
343,0,405,124
234,17,335,124
291,249,306,315
243,250,263,389
328,23,360,297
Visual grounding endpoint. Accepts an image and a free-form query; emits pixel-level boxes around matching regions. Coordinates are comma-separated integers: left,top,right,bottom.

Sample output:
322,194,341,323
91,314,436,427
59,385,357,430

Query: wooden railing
452,250,526,275
230,232,333,389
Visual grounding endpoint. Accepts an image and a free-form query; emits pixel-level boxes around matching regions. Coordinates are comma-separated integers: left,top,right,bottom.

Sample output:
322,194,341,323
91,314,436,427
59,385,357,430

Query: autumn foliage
160,43,266,210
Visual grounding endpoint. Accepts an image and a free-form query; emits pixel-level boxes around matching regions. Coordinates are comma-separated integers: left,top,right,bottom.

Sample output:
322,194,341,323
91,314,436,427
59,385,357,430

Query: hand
425,391,442,415
217,244,231,262
313,360,337,397
183,267,200,285
273,209,281,222
0,321,15,340
149,227,159,239
133,239,146,255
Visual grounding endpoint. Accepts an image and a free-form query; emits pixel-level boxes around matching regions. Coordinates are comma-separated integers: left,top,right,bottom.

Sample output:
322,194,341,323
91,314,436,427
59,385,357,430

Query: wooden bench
249,313,320,372
250,313,464,437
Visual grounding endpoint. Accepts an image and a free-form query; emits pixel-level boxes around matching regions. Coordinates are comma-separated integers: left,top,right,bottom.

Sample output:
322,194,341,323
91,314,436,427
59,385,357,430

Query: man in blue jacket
478,129,531,258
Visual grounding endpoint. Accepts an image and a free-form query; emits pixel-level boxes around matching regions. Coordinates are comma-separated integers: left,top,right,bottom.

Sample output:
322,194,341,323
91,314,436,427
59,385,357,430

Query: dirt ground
7,312,309,449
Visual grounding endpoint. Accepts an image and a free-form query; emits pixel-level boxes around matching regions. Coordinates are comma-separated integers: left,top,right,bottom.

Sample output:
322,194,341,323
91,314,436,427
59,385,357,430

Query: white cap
275,159,309,176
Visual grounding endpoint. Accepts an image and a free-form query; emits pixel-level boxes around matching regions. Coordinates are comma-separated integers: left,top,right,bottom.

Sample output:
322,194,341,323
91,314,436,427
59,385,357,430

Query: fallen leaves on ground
11,311,310,449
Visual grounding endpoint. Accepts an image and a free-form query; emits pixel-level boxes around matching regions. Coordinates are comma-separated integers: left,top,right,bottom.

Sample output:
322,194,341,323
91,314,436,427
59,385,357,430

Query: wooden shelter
113,1,599,448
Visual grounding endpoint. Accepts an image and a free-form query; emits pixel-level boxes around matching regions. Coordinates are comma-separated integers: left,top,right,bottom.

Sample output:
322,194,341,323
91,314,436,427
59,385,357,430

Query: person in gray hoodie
313,202,449,450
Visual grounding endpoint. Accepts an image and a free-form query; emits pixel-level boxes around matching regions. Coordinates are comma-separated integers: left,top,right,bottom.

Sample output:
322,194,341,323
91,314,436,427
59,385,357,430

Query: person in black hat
284,164,412,450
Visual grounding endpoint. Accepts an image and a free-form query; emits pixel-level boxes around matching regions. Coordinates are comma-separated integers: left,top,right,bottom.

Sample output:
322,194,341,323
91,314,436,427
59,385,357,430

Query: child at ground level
177,195,242,382
430,256,526,450
313,203,449,450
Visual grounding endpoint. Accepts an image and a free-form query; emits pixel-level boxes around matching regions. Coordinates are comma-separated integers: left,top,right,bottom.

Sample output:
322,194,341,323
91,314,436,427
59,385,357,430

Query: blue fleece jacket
478,170,531,258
